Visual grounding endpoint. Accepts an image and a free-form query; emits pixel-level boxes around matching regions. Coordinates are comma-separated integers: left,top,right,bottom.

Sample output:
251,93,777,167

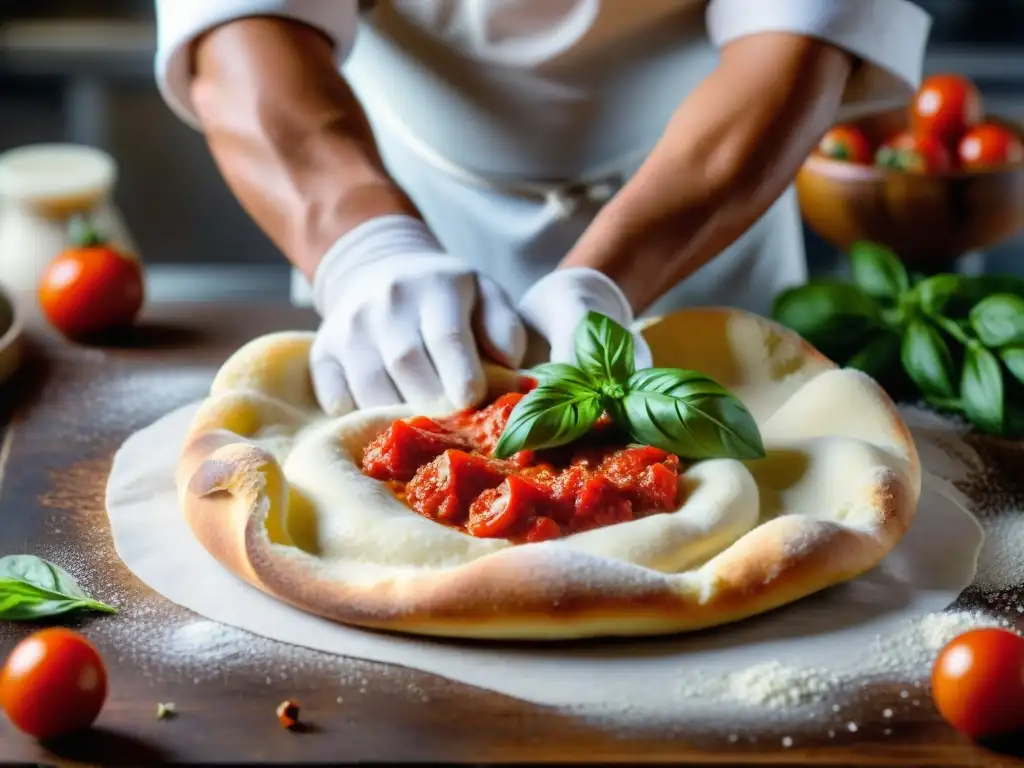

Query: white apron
290,0,807,317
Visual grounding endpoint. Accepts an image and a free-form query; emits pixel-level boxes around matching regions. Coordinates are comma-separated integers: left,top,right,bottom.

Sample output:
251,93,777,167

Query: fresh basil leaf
626,367,724,397
620,368,765,460
493,383,603,458
915,274,963,316
0,555,116,621
901,319,957,398
849,241,909,301
1,555,90,598
961,345,1004,434
1000,346,1024,386
772,282,880,356
527,362,596,390
573,311,635,386
969,294,1024,348
0,579,98,621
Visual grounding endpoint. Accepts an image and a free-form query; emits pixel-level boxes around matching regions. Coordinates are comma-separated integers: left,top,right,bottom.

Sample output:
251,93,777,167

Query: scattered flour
677,610,1012,712
663,407,1024,723
682,660,841,709
973,514,1024,588
20,400,1024,730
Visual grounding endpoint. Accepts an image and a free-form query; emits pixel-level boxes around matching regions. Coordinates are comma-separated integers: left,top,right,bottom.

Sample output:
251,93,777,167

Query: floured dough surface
176,308,920,640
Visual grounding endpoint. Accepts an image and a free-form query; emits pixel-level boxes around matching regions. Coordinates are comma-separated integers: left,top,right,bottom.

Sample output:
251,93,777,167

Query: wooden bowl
0,289,24,387
796,107,1024,270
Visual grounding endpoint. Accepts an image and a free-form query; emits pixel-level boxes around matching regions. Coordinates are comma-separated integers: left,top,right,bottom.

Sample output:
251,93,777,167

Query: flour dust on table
100,394,1015,732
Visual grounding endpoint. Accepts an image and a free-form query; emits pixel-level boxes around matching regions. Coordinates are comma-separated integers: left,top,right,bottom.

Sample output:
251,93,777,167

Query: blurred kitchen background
2,1,1024,301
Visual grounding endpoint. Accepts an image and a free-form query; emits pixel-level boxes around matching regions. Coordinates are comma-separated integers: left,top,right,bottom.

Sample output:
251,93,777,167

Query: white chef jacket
154,0,931,317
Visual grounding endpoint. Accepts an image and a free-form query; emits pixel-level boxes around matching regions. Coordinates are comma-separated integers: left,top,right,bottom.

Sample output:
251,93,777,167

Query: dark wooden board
0,303,1021,766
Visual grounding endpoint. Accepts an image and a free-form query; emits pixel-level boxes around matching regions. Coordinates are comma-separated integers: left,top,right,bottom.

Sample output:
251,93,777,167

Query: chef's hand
518,267,653,370
310,215,527,414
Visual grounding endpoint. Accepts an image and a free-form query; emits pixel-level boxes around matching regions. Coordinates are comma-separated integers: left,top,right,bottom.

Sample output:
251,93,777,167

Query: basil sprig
772,240,1024,437
0,555,117,620
493,312,765,460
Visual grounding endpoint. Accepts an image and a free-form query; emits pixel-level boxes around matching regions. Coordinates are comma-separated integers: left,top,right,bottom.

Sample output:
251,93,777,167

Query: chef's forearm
189,16,420,279
563,32,855,313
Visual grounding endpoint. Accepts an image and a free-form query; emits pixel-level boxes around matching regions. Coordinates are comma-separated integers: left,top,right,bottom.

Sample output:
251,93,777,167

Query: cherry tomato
911,74,984,148
931,627,1024,740
957,123,1024,171
875,131,954,174
0,628,108,740
38,221,144,339
817,125,873,164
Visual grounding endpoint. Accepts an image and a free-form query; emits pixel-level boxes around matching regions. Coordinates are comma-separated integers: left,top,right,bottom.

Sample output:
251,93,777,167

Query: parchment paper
105,402,984,720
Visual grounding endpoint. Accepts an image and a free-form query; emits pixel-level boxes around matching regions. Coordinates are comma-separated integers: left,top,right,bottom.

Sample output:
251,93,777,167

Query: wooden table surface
0,302,1023,767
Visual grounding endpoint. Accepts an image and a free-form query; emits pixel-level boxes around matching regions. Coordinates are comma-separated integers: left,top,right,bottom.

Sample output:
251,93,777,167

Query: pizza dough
176,308,920,640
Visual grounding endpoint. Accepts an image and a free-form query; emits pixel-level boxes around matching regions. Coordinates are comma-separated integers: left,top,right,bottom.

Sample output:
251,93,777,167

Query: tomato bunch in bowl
817,74,1024,174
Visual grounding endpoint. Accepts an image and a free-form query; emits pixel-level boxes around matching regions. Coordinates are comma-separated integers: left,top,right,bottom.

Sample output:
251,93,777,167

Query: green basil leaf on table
618,368,765,460
969,294,1024,348
901,319,958,398
771,282,880,356
1000,346,1024,386
960,344,1005,434
849,241,910,301
527,362,596,389
573,311,635,386
492,382,603,458
0,555,117,621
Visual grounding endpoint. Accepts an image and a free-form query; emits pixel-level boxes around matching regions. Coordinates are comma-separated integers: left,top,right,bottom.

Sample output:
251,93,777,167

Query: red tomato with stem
38,217,144,339
911,74,984,148
817,125,873,164
0,628,108,740
958,123,1024,171
875,131,953,174
931,627,1024,740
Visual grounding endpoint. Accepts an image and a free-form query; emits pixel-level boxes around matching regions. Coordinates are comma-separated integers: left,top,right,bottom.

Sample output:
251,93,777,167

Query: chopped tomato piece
524,517,562,542
575,475,633,528
450,392,525,455
361,388,685,542
639,462,682,510
362,417,464,482
468,476,547,538
405,449,508,523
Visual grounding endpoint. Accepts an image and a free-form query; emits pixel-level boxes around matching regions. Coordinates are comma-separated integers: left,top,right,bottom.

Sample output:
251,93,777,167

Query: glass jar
0,144,138,315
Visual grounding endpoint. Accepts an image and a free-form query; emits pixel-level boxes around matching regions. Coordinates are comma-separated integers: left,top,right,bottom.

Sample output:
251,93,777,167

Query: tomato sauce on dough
361,391,683,543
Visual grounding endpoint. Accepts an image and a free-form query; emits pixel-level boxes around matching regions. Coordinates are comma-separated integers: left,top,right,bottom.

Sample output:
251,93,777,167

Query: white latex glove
310,215,526,414
518,267,653,371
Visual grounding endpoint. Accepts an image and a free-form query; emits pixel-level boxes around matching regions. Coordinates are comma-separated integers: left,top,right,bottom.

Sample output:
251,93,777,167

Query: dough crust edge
174,308,921,641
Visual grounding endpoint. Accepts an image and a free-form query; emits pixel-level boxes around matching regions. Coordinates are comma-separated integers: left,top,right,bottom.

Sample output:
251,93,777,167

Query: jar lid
0,144,116,203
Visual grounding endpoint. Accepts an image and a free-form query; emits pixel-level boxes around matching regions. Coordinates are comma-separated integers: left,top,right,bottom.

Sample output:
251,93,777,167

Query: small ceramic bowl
796,107,1024,270
0,289,24,387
